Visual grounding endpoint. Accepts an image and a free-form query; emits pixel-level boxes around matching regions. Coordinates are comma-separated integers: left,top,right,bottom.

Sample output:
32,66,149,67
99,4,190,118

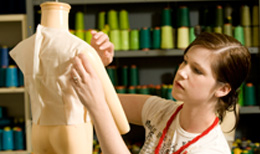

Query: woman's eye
193,67,202,74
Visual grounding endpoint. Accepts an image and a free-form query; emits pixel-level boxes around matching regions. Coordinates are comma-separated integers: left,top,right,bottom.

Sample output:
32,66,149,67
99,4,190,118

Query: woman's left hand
71,53,106,111
90,30,114,66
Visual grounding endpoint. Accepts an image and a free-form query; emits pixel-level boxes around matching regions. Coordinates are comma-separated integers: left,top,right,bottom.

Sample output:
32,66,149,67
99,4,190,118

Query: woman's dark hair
184,32,251,130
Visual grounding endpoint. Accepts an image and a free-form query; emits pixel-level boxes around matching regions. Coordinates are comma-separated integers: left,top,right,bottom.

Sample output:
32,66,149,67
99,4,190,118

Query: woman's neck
40,2,71,30
179,102,217,134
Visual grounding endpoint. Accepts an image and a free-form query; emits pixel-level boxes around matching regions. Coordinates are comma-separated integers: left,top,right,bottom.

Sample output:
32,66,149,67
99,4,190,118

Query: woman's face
172,45,221,104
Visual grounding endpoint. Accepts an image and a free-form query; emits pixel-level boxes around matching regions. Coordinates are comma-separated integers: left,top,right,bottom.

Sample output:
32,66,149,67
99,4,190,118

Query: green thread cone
244,83,256,106
162,7,172,26
98,11,106,30
75,11,84,30
140,27,151,50
108,10,119,30
129,29,139,50
177,6,190,27
119,10,129,30
234,26,245,45
110,29,121,51
189,27,196,43
153,27,161,49
161,26,174,49
120,30,129,50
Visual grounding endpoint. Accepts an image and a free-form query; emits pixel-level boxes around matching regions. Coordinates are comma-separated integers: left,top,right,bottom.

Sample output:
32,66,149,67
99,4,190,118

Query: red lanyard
154,104,219,154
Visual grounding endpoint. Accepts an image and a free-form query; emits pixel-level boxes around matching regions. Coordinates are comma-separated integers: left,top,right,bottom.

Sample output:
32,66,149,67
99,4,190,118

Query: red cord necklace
154,104,219,154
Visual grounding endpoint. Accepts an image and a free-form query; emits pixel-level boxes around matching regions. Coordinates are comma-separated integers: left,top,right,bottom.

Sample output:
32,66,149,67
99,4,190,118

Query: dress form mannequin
32,2,94,154
28,1,129,154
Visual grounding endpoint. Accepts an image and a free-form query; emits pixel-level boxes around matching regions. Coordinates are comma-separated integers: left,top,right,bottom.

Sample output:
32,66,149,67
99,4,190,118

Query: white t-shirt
140,96,231,154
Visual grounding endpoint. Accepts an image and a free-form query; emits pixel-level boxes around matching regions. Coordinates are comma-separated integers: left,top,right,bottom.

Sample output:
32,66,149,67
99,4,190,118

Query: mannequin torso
31,2,93,154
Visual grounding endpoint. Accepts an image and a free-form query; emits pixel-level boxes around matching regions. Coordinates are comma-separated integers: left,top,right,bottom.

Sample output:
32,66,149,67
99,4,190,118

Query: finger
99,41,112,51
93,31,105,40
73,56,88,82
71,67,81,85
78,53,97,78
90,30,97,36
97,34,109,46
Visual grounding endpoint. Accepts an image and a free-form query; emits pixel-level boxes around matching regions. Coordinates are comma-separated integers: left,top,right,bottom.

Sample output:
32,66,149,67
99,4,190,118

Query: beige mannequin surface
10,1,129,154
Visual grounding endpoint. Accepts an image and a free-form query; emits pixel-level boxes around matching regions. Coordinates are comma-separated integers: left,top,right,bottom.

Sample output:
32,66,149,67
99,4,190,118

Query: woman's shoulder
142,96,182,125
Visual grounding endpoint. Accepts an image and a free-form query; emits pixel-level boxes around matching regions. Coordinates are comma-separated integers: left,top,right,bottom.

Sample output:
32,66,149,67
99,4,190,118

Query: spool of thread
121,65,128,86
18,68,24,87
106,65,117,86
153,27,161,49
215,5,224,27
244,83,256,106
148,84,155,95
13,127,24,150
120,30,129,51
161,84,168,98
204,26,212,33
252,5,259,26
243,26,252,47
110,29,121,51
140,27,151,51
233,148,242,154
238,83,244,107
130,65,139,86
155,85,162,97
75,30,85,40
116,86,126,94
119,10,129,30
139,85,149,94
1,46,9,67
161,26,174,49
223,23,232,36
6,65,18,87
177,6,190,27
129,29,139,50
3,127,13,150
75,11,84,30
85,29,93,44
108,10,119,30
189,27,196,43
252,26,259,47
128,86,136,94
234,26,245,45
214,26,222,34
0,129,2,150
162,7,172,26
0,67,6,87
177,27,189,49
194,25,202,37
98,11,106,30
241,5,251,27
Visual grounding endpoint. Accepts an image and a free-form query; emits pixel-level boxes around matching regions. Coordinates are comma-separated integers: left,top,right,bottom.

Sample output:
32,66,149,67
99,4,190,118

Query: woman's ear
215,83,231,98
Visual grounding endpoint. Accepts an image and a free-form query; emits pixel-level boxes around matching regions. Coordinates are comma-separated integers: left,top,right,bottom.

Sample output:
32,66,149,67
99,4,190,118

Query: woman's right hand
70,53,106,111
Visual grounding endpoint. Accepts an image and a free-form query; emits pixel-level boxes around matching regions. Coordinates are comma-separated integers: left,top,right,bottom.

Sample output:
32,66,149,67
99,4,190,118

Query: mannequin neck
40,2,71,30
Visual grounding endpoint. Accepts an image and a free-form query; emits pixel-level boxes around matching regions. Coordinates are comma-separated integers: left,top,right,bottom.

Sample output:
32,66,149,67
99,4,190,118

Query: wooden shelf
0,151,30,154
0,87,25,94
240,106,260,114
33,0,256,5
114,47,258,58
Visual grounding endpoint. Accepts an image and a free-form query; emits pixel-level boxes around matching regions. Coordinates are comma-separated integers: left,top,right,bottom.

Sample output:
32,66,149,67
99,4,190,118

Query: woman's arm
71,53,130,154
118,94,151,126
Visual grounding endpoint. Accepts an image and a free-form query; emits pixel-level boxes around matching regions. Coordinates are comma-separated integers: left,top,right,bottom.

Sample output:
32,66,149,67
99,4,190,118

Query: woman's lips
174,81,184,90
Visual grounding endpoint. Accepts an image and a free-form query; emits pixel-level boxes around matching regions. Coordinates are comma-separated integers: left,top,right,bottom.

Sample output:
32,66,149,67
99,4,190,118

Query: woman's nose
178,68,188,79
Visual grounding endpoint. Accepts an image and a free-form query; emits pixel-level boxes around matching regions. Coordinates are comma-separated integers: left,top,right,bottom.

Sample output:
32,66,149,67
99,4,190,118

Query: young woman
71,32,251,154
